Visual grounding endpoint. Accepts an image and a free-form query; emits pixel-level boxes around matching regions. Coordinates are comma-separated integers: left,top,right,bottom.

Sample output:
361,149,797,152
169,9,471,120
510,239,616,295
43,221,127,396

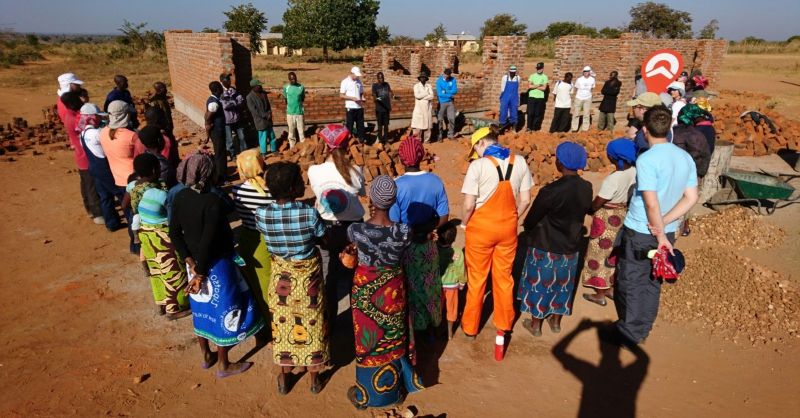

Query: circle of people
54,61,713,410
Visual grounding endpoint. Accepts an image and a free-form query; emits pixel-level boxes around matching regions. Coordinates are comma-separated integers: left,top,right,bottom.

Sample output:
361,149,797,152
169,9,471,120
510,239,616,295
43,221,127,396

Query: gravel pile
693,207,785,250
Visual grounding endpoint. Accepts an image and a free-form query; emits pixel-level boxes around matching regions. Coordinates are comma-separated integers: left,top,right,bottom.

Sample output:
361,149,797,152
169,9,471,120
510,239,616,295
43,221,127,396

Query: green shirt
283,83,305,115
528,73,548,99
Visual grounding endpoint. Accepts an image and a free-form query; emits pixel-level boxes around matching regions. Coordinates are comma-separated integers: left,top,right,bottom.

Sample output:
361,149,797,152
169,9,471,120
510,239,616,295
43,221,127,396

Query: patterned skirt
351,264,423,407
237,227,271,317
581,207,626,290
268,252,329,368
516,248,579,319
402,241,442,330
139,223,189,314
188,255,265,346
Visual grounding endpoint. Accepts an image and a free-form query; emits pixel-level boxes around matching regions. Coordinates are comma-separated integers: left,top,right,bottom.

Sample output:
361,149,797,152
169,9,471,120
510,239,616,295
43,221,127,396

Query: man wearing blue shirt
436,68,458,141
612,106,698,347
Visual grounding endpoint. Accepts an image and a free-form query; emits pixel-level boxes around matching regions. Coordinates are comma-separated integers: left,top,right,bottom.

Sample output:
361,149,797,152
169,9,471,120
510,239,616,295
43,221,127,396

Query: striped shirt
231,181,274,230
127,181,168,225
255,201,324,260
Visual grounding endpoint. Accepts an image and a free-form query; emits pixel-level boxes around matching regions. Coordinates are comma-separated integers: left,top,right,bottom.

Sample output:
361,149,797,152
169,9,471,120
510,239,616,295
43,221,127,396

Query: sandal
521,318,542,337
582,293,607,307
216,362,252,379
547,316,561,334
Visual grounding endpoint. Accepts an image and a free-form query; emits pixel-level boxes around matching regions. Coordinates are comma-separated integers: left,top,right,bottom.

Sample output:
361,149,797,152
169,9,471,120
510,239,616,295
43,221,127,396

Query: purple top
220,87,244,124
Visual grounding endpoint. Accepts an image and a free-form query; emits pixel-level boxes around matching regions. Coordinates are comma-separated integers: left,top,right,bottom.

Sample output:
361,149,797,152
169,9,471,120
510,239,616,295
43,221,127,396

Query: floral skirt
516,248,579,319
401,241,442,330
139,223,189,314
352,357,424,408
581,207,626,290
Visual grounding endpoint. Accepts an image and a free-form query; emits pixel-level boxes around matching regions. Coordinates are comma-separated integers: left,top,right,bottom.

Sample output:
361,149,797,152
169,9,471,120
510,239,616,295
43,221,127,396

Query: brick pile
712,90,800,156
0,106,71,157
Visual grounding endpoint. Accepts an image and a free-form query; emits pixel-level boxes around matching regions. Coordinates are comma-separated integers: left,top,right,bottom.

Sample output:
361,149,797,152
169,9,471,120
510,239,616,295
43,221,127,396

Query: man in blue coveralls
499,65,521,130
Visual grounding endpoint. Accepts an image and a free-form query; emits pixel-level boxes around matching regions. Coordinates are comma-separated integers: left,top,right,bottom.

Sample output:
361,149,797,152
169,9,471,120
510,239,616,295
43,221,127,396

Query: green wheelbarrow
705,169,800,215
464,115,497,134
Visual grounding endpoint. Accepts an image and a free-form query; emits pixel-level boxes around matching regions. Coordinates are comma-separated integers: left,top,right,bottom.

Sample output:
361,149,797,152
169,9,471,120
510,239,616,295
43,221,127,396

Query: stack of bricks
481,36,528,109
547,33,727,124
164,30,252,127
362,45,459,85
0,106,70,158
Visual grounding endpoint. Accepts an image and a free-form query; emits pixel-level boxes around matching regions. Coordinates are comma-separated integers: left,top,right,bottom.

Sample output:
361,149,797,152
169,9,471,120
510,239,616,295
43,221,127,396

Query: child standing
437,221,466,339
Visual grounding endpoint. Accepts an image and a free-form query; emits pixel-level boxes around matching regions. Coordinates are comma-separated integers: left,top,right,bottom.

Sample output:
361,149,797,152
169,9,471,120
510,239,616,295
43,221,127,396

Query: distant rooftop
446,33,477,41
260,33,283,39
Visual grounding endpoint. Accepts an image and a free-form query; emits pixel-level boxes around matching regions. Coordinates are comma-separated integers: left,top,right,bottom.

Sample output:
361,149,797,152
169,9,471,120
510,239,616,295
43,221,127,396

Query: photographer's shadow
552,319,650,418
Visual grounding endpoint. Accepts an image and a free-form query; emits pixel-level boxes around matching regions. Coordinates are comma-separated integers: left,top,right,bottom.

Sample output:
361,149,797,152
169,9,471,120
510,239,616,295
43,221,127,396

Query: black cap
680,71,688,77
443,68,452,75
536,62,544,69
668,249,686,274
219,73,231,81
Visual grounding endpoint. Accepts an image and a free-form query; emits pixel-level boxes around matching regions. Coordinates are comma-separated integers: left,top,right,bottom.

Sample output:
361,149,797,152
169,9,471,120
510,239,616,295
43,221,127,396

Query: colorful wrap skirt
267,252,329,368
581,207,626,290
237,227,271,316
188,254,265,346
401,240,442,330
517,248,579,319
351,264,423,408
139,223,189,314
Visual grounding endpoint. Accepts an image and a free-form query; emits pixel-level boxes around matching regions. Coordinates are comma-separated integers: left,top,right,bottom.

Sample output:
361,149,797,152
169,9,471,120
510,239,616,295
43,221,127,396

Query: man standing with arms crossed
526,62,548,132
609,106,698,348
436,68,458,141
283,72,305,148
340,66,366,144
571,66,596,132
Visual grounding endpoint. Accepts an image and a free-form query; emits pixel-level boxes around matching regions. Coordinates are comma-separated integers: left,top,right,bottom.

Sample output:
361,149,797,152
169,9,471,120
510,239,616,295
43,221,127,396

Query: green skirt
238,227,272,317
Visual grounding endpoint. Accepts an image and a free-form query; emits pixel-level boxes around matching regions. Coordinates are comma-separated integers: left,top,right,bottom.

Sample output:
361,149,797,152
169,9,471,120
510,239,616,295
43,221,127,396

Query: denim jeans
225,123,247,158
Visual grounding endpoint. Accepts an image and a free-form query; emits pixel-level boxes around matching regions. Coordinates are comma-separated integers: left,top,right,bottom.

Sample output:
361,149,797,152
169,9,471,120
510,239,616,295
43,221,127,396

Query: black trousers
375,109,390,143
527,97,546,131
210,129,227,184
549,107,572,133
345,108,366,143
78,169,102,218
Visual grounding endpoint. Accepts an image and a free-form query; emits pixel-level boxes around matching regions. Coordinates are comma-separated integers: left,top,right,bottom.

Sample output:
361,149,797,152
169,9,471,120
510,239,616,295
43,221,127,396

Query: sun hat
468,127,492,160
350,66,362,77
509,65,517,71
582,66,592,72
57,73,83,96
626,92,663,108
107,100,131,129
79,103,107,116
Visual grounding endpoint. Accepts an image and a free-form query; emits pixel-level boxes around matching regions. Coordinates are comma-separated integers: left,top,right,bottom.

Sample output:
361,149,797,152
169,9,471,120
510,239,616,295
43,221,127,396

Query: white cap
58,73,84,85
79,103,107,116
350,66,363,77
582,66,592,72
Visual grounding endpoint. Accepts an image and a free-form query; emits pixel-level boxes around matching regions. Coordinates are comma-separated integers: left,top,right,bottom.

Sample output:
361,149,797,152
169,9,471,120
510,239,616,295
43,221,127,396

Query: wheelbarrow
705,169,800,215
464,115,497,134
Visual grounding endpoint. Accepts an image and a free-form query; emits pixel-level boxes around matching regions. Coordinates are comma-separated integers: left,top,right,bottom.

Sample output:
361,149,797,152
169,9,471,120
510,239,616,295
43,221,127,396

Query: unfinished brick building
163,31,527,129
549,33,728,123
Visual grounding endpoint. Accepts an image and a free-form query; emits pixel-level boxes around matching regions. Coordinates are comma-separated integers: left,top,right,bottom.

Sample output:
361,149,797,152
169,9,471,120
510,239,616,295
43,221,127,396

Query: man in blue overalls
499,65,521,130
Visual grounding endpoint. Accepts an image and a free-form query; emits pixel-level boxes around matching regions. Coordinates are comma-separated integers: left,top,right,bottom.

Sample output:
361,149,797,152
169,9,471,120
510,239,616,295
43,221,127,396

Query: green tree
390,35,418,46
222,3,269,54
543,21,598,38
627,2,692,39
424,23,447,44
479,14,527,39
270,24,285,33
376,25,391,45
741,36,765,43
201,27,219,33
698,19,719,39
599,26,623,39
117,20,164,53
283,0,380,62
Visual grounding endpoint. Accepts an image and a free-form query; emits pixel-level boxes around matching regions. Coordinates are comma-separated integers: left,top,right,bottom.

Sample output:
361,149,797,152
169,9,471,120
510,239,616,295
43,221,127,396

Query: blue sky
0,0,797,41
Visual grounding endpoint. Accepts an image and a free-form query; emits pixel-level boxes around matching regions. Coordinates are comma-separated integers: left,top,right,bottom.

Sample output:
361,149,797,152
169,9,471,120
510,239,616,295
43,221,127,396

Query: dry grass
726,39,800,54
718,53,800,119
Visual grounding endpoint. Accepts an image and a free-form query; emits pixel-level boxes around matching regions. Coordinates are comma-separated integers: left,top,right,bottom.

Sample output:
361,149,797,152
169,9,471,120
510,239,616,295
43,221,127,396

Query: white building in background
257,33,303,56
424,32,480,53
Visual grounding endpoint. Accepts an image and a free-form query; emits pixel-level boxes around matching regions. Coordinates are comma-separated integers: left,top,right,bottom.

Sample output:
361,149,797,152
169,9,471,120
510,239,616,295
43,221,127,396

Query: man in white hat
571,66,596,132
340,66,366,143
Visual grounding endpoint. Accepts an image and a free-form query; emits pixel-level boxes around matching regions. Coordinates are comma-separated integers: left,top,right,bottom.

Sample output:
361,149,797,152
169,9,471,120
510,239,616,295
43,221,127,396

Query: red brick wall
545,33,727,124
164,30,252,127
481,36,528,108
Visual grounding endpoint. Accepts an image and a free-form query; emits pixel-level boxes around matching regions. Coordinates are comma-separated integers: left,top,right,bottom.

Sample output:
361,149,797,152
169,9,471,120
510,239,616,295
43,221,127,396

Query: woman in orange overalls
460,127,533,359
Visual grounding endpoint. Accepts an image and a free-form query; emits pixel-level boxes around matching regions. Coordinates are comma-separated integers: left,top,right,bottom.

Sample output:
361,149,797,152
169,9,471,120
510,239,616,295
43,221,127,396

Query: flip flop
521,318,542,337
215,362,252,379
582,293,608,307
201,353,218,370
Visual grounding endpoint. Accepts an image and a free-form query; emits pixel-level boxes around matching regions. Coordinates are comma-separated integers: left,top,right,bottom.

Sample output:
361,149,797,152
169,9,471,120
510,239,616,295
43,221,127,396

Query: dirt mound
693,207,785,250
661,247,799,346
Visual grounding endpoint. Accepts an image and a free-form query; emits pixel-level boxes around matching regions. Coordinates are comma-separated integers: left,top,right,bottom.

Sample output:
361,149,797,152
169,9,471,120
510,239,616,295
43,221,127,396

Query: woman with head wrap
518,142,592,336
581,139,637,306
389,136,449,337
255,161,327,395
231,150,274,317
169,152,265,378
346,175,424,409
78,103,123,231
307,124,366,330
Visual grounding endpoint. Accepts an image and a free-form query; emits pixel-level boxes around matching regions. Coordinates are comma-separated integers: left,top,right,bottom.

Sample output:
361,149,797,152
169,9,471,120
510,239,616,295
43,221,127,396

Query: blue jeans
91,170,122,230
225,123,247,158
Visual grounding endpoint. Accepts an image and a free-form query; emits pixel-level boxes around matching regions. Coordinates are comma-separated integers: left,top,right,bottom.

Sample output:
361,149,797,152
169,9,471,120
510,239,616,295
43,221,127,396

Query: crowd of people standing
54,60,714,410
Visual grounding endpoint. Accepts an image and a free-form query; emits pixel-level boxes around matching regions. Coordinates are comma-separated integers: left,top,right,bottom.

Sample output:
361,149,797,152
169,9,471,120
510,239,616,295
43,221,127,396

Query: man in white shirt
571,66,596,132
340,66,366,144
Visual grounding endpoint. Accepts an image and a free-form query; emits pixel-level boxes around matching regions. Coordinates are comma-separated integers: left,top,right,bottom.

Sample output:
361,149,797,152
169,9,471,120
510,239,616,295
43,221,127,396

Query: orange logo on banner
641,49,684,93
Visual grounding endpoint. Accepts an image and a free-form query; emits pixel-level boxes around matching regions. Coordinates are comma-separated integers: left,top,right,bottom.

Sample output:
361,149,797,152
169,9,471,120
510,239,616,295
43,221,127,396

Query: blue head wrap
555,141,587,171
606,138,637,169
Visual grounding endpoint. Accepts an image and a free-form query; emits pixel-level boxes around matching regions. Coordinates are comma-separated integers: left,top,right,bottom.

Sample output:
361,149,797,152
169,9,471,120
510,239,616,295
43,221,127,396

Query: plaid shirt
255,201,325,260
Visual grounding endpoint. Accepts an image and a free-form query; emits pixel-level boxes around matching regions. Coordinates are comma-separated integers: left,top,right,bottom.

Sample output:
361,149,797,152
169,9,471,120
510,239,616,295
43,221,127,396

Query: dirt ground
1,52,800,417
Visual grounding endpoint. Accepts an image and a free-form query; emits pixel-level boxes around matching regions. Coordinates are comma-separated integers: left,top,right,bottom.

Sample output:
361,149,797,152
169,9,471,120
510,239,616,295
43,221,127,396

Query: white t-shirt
81,127,106,158
671,99,686,126
553,81,573,109
597,167,637,204
308,161,366,221
340,77,363,109
574,76,596,101
461,155,534,210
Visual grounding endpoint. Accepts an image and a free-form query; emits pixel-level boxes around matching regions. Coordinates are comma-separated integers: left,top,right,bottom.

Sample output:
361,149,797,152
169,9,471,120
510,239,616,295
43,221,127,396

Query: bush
727,39,800,54
0,44,44,68
526,39,555,58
